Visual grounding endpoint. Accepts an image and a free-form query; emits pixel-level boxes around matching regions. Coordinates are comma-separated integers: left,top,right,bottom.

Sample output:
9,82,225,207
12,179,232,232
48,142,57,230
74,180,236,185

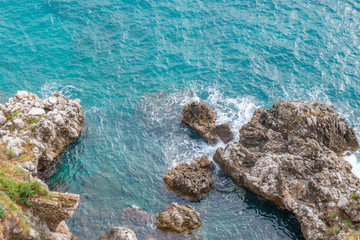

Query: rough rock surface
30,192,80,231
163,156,214,200
156,203,202,234
0,91,83,240
97,227,137,240
181,102,233,144
213,100,360,240
0,91,83,177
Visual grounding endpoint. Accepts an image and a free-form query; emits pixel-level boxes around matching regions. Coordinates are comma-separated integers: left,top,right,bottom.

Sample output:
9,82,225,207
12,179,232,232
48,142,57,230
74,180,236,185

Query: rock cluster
213,100,360,240
181,102,233,144
163,156,214,200
97,227,137,240
0,91,83,240
156,203,202,234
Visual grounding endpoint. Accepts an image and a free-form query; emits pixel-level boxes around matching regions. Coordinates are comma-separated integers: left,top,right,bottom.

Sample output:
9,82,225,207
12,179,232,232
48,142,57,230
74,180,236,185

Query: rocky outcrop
0,90,83,177
156,203,202,234
97,227,137,240
181,102,233,144
213,100,360,240
163,156,214,200
0,91,83,239
30,192,80,231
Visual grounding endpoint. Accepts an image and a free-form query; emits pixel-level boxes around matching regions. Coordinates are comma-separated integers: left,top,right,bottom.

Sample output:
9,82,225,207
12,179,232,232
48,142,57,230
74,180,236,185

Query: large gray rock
214,100,360,240
98,227,137,240
181,102,233,144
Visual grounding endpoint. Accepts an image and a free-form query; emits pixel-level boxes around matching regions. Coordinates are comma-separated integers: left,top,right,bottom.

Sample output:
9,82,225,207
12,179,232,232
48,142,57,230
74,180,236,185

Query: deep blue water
1,0,360,239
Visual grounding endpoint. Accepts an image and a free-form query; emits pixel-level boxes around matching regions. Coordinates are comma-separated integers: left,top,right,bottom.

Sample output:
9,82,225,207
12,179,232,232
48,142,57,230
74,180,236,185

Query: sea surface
1,0,360,239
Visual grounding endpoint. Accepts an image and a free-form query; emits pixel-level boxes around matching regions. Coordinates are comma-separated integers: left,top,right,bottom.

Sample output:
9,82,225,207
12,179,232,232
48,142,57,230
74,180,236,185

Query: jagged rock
0,90,83,175
156,203,202,234
97,227,137,240
0,91,82,240
163,156,214,200
181,102,233,144
213,100,360,240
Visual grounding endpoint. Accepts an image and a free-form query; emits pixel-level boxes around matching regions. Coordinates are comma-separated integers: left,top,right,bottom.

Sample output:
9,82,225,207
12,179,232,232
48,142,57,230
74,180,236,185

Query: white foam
139,87,260,170
344,153,360,178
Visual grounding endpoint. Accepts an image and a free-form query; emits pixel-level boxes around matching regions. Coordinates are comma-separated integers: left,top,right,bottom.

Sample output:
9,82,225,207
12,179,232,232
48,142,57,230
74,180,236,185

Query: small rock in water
163,156,214,200
181,102,233,144
156,203,202,234
97,227,137,240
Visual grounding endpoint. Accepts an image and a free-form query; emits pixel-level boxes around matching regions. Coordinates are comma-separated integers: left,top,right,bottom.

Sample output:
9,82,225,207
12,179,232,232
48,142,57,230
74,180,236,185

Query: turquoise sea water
1,0,360,239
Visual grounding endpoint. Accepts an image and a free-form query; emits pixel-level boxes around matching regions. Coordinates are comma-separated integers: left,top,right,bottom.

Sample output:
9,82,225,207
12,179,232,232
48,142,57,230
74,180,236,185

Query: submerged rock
163,156,214,200
97,227,137,240
181,102,233,144
156,203,202,234
213,100,360,240
121,207,152,224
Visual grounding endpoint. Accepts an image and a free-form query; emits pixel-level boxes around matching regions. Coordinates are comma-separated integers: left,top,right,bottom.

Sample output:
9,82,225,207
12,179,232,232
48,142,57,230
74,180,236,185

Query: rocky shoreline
0,91,83,239
166,100,360,240
1,91,359,240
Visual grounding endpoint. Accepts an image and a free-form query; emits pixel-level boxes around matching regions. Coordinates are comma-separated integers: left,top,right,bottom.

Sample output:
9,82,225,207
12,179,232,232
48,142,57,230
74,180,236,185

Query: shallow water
1,0,360,239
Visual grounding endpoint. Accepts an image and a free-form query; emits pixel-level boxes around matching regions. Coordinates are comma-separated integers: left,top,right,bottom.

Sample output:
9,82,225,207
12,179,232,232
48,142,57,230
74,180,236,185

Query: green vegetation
0,171,48,206
310,111,316,116
11,110,23,119
328,212,338,221
341,219,350,226
6,150,14,158
28,117,41,124
313,102,320,107
0,205,5,219
327,226,340,235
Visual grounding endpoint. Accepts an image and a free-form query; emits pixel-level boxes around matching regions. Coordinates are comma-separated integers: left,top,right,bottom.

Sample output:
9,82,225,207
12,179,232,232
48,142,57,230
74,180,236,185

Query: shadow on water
216,170,305,240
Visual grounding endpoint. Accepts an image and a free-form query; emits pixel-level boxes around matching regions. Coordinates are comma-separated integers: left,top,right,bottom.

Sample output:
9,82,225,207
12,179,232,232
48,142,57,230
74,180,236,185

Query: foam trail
138,87,260,171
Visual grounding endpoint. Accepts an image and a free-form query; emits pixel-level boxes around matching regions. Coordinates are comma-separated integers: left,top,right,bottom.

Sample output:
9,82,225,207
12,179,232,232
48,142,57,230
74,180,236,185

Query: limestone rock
163,156,214,200
181,102,233,144
30,192,80,231
156,203,202,234
97,227,137,240
214,100,360,240
0,91,83,240
0,90,83,175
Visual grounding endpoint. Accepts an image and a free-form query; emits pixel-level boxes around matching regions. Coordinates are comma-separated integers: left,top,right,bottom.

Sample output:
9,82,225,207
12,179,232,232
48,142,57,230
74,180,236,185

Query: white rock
53,114,65,126
23,161,36,171
29,108,45,116
337,197,349,209
2,136,25,157
48,97,57,104
16,91,29,100
13,119,25,129
0,112,6,125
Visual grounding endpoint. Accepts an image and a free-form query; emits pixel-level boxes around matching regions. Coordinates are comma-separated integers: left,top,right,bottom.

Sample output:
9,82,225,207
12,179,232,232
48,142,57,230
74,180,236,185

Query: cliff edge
0,91,83,240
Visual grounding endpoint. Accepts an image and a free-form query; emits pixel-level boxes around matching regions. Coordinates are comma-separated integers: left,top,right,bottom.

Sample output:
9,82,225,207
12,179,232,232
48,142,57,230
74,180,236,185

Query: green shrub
6,150,14,158
0,176,48,205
